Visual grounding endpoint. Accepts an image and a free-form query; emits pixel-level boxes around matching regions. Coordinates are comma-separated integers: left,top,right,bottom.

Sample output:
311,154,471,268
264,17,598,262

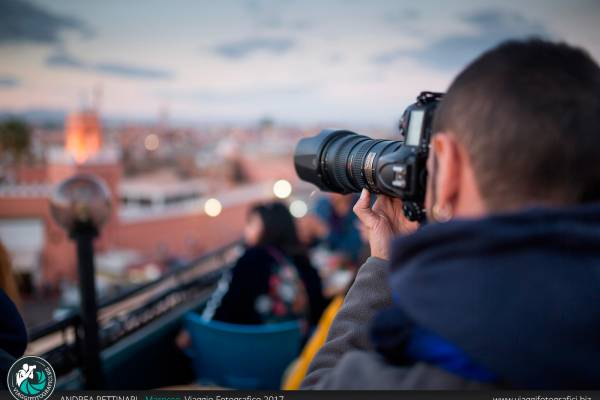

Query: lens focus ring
332,135,369,192
351,139,383,190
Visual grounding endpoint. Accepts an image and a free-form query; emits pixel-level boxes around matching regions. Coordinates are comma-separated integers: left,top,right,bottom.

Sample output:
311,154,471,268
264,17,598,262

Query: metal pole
72,221,104,389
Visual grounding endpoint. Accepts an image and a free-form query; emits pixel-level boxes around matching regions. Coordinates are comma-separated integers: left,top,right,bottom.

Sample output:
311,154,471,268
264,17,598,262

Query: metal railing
26,240,243,379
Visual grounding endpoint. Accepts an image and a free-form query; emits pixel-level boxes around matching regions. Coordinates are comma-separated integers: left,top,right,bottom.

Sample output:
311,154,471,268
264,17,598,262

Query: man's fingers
374,195,398,223
353,189,378,228
373,195,408,234
372,195,391,215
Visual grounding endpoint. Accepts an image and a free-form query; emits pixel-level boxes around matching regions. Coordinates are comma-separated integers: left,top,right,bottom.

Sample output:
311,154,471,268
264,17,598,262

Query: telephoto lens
294,92,442,222
294,129,402,195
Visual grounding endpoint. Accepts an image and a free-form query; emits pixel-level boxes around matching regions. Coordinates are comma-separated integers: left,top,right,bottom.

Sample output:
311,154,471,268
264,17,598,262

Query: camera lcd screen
406,110,424,146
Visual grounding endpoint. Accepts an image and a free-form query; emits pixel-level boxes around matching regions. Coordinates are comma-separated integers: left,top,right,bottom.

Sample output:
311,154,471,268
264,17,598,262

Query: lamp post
50,173,111,389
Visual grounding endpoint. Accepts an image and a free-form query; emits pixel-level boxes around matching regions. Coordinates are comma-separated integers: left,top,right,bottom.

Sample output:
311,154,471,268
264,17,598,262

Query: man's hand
353,189,417,260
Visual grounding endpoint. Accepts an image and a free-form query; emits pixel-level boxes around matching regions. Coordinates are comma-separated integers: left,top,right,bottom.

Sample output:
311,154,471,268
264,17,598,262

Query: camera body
294,92,443,222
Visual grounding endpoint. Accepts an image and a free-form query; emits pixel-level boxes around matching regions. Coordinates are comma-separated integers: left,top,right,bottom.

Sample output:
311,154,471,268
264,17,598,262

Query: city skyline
1,0,599,125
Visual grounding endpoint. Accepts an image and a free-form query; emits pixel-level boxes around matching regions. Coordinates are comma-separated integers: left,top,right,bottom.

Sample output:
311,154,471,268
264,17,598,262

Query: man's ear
428,133,462,218
427,132,487,220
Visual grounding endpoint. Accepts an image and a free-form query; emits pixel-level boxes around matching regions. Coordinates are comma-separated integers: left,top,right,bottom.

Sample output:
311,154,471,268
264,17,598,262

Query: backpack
254,247,308,324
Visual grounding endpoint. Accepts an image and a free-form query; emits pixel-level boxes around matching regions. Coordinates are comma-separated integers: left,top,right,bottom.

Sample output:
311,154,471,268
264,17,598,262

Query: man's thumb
353,189,378,228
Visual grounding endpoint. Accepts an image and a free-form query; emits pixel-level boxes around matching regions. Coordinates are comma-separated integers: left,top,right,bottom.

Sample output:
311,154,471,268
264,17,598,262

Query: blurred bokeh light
204,198,223,217
289,199,308,218
273,179,292,199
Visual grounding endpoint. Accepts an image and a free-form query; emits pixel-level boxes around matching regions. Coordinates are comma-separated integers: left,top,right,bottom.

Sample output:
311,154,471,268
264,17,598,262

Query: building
65,111,103,164
0,110,287,293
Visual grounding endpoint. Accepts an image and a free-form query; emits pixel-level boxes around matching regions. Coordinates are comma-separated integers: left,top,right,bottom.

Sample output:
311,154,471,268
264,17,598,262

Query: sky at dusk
0,0,599,125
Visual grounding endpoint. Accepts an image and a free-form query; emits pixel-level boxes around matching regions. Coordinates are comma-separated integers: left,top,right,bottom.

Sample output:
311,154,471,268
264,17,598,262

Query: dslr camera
294,92,443,222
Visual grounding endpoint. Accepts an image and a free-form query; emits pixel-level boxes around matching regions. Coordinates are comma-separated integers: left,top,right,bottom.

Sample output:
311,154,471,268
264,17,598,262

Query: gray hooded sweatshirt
301,257,489,389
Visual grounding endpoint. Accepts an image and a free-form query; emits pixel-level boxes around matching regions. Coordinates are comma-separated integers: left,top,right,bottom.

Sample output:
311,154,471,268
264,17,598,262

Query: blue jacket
371,204,600,389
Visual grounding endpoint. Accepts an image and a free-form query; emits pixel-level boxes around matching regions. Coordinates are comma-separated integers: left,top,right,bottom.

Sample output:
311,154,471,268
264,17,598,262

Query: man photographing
297,39,600,389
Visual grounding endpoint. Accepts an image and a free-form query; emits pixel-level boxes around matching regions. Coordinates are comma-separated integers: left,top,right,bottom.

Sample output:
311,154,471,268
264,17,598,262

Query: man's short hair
433,38,600,210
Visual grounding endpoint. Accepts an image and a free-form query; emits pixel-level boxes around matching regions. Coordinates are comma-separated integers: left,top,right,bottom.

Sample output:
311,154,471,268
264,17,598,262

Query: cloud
380,7,424,36
259,17,312,31
382,7,421,24
244,0,265,15
213,37,295,59
327,52,344,64
46,48,173,80
93,63,173,79
0,0,92,45
373,9,551,70
0,76,19,88
46,49,86,68
244,0,311,32
159,84,317,103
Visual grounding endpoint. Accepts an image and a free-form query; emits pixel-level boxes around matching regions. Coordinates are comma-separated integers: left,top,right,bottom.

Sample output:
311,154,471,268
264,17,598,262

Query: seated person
209,202,327,328
310,194,364,267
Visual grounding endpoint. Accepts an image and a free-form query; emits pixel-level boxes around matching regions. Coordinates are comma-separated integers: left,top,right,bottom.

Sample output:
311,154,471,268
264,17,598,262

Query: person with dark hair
302,39,600,389
311,193,364,265
211,202,327,327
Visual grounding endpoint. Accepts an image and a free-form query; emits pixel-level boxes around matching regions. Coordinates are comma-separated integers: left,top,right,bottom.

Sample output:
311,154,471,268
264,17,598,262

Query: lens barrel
294,129,402,195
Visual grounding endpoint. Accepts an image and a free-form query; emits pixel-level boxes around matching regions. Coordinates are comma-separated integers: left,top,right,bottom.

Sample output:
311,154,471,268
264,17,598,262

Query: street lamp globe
49,173,112,234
